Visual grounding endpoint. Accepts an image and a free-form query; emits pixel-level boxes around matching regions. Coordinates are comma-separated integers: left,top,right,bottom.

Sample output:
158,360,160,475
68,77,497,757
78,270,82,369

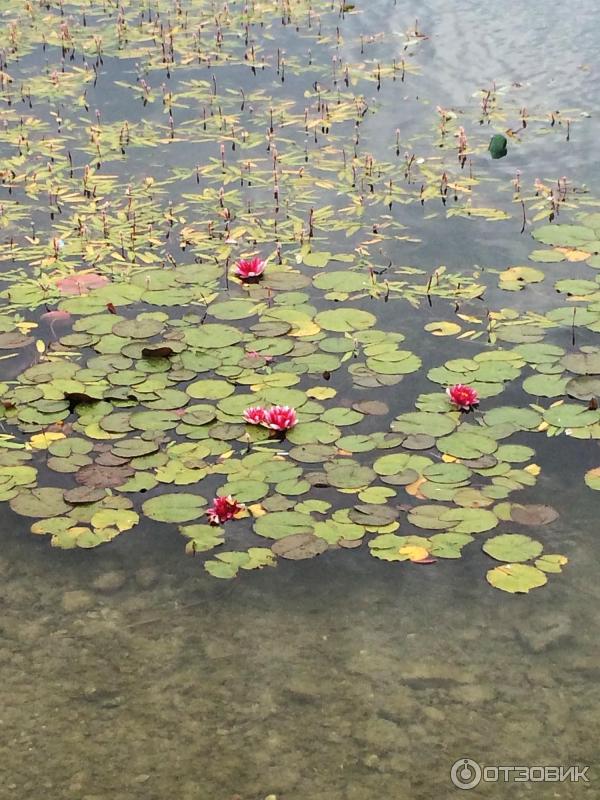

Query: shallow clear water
2,496,599,799
1,1,599,797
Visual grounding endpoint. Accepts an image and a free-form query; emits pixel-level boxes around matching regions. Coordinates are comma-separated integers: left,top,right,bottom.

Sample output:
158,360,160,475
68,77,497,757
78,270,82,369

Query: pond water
0,0,599,797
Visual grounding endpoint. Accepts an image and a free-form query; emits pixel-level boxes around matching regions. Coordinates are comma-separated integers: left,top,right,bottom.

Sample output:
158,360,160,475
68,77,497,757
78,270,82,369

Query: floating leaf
486,564,548,593
56,273,110,295
325,462,376,489
437,431,498,459
424,321,461,336
91,508,139,533
254,511,314,539
429,532,473,559
535,554,568,574
482,533,543,563
76,463,134,488
314,308,376,332
204,551,250,579
0,332,35,350
142,493,206,523
271,533,328,559
510,504,559,525
584,467,600,490
10,488,70,518
180,523,224,554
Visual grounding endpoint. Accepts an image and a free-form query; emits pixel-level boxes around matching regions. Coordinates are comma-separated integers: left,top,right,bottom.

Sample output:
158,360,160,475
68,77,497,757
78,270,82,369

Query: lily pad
254,511,315,539
271,533,328,559
10,488,70,518
486,563,548,593
482,533,543,563
314,308,376,332
142,493,206,523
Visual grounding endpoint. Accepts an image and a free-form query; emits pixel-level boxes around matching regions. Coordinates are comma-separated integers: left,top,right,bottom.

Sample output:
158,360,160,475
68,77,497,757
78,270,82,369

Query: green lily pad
254,511,315,539
486,563,548,593
483,533,543,563
314,308,376,332
423,462,471,484
180,523,224,553
185,324,243,348
221,479,269,502
325,462,376,489
584,467,600,490
142,493,206,523
429,532,473,559
187,379,235,400
533,224,596,247
204,551,250,579
542,404,600,428
522,374,568,398
91,508,139,533
436,431,498,459
10,487,70,518
440,507,498,534
534,554,568,574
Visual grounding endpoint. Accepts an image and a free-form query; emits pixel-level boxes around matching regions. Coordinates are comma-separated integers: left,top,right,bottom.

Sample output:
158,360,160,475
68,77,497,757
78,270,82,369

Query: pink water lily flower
207,495,244,525
447,384,479,411
234,257,265,280
264,405,298,431
243,406,268,425
247,350,274,364
55,272,109,296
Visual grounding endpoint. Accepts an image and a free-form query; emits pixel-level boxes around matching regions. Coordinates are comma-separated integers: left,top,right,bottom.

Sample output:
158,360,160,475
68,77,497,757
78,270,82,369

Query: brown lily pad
352,400,389,416
381,468,419,486
510,504,559,526
141,345,176,358
566,375,600,401
349,504,398,526
339,538,363,549
402,433,435,450
0,332,35,349
75,463,134,488
461,455,498,469
271,533,328,560
94,452,130,467
304,471,330,487
64,486,108,504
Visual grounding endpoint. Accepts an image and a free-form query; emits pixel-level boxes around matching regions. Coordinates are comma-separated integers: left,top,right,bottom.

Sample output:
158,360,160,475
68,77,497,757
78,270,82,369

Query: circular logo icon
450,758,482,790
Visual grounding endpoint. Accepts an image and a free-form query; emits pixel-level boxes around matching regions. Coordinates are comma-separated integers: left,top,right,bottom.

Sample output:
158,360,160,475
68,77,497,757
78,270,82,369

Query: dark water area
0,0,599,798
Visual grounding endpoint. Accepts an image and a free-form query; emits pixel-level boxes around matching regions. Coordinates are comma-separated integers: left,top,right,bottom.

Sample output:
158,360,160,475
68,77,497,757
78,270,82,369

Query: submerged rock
449,683,497,704
285,674,326,702
15,621,44,645
134,567,159,589
400,662,476,687
62,590,94,613
92,570,127,593
346,774,410,799
355,716,409,751
515,613,572,653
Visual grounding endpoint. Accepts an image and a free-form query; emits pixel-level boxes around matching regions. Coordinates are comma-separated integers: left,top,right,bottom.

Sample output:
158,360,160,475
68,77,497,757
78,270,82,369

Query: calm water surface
1,1,599,798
